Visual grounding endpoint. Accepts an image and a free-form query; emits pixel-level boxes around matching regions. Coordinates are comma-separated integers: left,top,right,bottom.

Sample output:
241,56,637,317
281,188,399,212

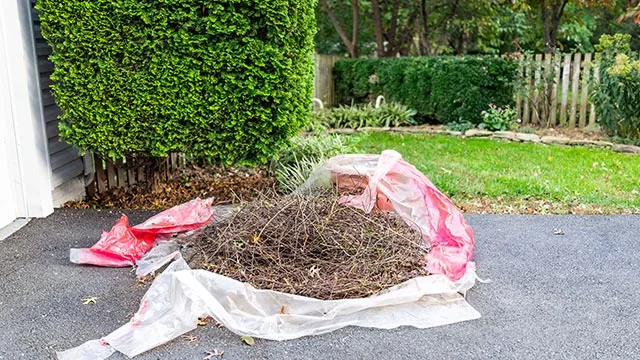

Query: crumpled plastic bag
59,150,480,359
69,198,215,267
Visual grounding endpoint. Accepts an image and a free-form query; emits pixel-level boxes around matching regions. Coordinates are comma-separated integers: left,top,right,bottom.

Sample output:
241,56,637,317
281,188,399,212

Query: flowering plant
479,103,517,131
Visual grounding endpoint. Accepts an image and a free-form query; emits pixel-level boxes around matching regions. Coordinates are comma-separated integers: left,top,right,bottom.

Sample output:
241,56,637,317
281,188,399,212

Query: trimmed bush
37,0,316,164
334,56,518,124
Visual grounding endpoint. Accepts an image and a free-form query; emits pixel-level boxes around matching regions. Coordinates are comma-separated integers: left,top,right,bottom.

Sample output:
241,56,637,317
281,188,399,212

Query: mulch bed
65,165,275,210
186,192,429,300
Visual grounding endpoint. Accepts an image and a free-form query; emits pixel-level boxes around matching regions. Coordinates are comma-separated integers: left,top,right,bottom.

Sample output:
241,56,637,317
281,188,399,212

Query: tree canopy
316,0,640,56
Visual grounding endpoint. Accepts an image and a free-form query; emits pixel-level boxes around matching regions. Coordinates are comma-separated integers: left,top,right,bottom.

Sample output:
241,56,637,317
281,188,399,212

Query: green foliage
306,111,328,133
271,135,353,193
334,56,517,125
520,126,537,134
591,34,640,141
479,104,517,131
37,0,317,164
316,0,639,57
319,102,416,129
375,102,418,127
445,121,476,133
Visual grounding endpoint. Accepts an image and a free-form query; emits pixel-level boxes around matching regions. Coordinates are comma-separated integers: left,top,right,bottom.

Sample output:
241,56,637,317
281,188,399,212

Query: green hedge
334,56,518,124
37,0,316,164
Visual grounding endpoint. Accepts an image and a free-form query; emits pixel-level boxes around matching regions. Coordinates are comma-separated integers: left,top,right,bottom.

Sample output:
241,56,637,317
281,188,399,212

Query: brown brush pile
188,192,429,300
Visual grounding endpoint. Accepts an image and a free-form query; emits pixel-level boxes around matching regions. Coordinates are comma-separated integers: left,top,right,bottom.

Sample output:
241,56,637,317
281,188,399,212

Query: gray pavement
1,209,639,359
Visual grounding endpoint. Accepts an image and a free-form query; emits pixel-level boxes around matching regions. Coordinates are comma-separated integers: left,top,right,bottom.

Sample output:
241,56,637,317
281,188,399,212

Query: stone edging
322,127,640,154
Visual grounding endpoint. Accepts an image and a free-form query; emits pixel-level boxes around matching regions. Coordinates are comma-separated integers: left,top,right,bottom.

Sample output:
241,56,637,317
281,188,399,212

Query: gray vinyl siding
31,1,85,202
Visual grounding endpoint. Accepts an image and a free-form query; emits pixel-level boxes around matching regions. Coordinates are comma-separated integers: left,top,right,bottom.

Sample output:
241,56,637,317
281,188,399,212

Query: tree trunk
541,0,569,53
419,0,431,55
320,0,359,58
371,0,385,57
351,0,359,58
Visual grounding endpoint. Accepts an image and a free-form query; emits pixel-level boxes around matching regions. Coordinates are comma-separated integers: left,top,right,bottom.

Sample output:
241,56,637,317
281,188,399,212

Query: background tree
319,0,360,57
316,0,638,56
525,0,614,52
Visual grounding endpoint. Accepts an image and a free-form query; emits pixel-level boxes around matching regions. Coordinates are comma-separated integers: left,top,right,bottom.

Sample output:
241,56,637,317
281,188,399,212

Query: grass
353,132,640,214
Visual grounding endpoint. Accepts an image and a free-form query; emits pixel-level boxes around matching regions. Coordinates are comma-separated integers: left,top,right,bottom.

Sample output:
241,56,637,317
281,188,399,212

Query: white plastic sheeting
58,255,480,359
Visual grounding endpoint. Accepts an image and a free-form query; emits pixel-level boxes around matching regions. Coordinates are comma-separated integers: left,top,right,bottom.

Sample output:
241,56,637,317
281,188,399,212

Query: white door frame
0,0,54,221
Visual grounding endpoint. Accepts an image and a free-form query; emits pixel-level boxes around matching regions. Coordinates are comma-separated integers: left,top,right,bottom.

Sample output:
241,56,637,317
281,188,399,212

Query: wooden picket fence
514,52,599,128
89,153,186,195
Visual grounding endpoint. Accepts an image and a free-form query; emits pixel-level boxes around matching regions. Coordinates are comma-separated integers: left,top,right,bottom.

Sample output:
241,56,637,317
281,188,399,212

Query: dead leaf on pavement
240,335,255,346
81,297,98,305
203,348,224,359
553,228,565,235
136,273,156,286
197,317,212,326
182,334,197,343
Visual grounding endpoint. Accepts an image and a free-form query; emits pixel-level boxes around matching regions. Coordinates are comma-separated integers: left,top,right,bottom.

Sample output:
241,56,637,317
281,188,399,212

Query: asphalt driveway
1,209,639,359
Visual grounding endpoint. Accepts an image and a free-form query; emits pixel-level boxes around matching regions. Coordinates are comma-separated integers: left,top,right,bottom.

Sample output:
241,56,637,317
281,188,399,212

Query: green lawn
353,132,640,214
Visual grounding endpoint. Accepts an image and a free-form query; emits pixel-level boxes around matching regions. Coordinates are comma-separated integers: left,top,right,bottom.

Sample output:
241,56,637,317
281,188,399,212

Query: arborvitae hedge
37,0,316,164
334,56,518,124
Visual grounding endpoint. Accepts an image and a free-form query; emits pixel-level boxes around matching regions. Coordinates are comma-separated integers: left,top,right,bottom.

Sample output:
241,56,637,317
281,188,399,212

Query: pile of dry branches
188,192,429,300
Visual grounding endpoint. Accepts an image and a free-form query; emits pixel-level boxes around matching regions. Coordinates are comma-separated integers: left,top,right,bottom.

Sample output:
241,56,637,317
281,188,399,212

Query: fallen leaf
215,321,225,328
553,228,565,235
203,348,224,359
81,297,98,305
197,317,211,326
240,335,255,346
279,305,286,314
182,334,197,343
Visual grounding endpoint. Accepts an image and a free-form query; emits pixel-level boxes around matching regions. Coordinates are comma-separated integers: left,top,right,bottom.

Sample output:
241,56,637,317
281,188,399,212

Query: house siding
30,1,87,205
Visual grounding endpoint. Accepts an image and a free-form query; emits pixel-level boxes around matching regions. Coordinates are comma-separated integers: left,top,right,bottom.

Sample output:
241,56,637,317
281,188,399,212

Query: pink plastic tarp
69,198,215,267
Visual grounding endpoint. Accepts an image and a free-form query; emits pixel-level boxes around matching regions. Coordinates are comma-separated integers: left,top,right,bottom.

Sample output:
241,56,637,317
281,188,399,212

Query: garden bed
65,165,275,210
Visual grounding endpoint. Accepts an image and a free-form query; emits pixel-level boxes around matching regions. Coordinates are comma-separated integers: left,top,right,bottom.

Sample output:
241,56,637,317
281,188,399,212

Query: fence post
588,53,600,127
313,54,340,108
127,158,137,186
569,53,582,127
522,54,532,125
531,54,543,124
549,53,561,126
95,154,106,193
578,53,592,128
515,55,524,121
559,54,571,125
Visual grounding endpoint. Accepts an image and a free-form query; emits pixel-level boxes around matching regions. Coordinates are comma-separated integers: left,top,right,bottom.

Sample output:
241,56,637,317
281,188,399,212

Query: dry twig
188,192,428,300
